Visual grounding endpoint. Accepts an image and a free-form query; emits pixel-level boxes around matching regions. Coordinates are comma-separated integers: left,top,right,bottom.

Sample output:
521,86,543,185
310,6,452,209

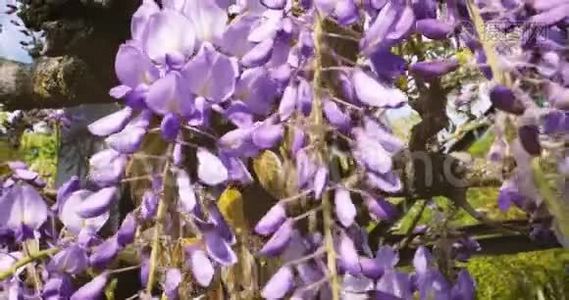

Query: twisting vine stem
145,145,173,295
312,14,340,300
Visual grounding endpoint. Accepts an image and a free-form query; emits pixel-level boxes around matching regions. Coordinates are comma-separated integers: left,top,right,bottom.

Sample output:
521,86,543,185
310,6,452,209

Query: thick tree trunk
0,56,112,110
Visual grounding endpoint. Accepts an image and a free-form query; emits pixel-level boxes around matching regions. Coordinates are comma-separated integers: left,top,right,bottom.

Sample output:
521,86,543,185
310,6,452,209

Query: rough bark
0,56,111,110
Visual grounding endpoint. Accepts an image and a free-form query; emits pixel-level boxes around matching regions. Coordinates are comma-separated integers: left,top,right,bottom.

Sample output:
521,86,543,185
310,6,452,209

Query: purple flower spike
163,268,182,300
117,213,137,246
197,148,229,185
175,169,197,213
253,123,284,149
410,59,459,80
70,272,108,300
352,69,406,108
255,203,287,236
89,237,121,269
50,246,88,275
334,187,356,227
88,107,133,137
518,125,542,156
77,186,118,218
205,231,237,266
415,19,454,40
489,85,525,115
338,231,361,275
242,39,274,68
186,248,214,287
261,266,295,299
259,219,294,257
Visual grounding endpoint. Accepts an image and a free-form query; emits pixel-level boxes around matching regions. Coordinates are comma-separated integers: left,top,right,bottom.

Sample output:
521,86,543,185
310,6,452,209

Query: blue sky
0,1,32,63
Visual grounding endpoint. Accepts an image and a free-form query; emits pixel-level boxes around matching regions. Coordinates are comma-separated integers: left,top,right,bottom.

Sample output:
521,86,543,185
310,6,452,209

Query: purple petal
279,83,298,121
56,176,81,207
338,231,361,275
323,99,351,130
242,39,274,68
88,107,133,137
365,196,398,221
13,168,38,181
203,227,237,266
530,4,569,26
489,85,525,115
259,219,294,257
410,59,459,80
334,187,356,227
225,101,253,128
105,125,146,154
291,130,306,156
313,167,328,199
117,213,137,246
353,129,392,174
416,19,454,40
518,125,541,156
370,49,406,84
182,43,238,102
173,143,184,167
376,270,413,299
236,67,279,116
77,186,118,218
451,270,475,300
130,0,160,40
114,43,159,88
70,272,108,300
261,266,295,299
412,0,436,19
161,113,180,142
145,72,194,116
50,246,88,275
163,268,182,300
0,183,48,236
59,190,110,235
142,10,196,64
255,203,287,236
413,246,432,275
43,275,73,300
141,190,159,220
207,202,236,244
296,149,317,189
252,123,284,149
89,237,121,269
187,248,214,287
181,0,228,44
176,169,197,213
197,148,229,185
366,171,402,193
88,149,127,187
296,77,313,116
261,0,286,9
352,69,406,108
334,0,358,25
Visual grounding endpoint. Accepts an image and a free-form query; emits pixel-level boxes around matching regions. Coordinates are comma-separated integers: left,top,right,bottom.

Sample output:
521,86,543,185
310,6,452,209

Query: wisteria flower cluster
2,0,569,298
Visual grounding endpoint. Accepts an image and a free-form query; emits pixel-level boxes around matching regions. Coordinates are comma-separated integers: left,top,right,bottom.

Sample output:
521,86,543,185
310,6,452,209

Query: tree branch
0,57,112,110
